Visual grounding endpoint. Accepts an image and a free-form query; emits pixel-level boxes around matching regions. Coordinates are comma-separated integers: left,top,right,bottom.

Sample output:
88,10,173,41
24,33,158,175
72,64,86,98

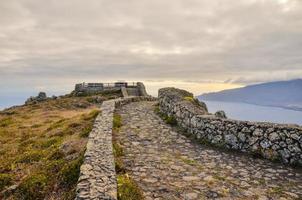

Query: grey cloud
0,0,302,91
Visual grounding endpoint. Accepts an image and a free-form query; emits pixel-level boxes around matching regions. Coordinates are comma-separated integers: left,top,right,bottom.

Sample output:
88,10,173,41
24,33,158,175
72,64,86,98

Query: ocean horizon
204,100,302,126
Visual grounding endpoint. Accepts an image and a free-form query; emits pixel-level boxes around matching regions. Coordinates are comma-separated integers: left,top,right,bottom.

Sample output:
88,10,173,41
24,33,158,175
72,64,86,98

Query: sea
204,100,302,126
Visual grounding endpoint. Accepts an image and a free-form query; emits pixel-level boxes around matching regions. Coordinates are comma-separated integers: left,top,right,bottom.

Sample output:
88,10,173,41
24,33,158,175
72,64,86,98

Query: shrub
59,153,84,188
45,159,65,174
79,126,92,138
117,174,144,200
17,150,44,163
68,122,81,128
81,110,99,121
154,106,177,126
48,148,65,160
0,173,13,191
165,116,177,126
46,119,66,131
38,137,61,148
0,161,13,173
0,117,14,127
17,173,48,200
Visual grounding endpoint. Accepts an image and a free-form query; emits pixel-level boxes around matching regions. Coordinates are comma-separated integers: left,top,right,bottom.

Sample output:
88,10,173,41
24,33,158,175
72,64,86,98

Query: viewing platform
74,81,148,97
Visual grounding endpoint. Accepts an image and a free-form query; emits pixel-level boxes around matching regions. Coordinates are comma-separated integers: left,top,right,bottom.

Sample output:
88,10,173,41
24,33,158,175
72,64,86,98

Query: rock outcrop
215,110,227,118
25,92,48,104
158,87,208,115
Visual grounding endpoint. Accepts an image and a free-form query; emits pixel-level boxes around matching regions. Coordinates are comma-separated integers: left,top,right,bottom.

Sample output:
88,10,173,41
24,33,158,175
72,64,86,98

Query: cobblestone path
115,101,302,200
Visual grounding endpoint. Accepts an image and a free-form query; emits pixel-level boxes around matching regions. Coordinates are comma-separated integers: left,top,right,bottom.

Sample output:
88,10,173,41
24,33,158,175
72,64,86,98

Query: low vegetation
154,105,177,126
117,174,144,200
113,114,122,131
0,94,117,199
183,96,208,112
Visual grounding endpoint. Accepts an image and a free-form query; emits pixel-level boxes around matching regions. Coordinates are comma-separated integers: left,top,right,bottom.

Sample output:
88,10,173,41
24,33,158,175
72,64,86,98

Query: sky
0,0,302,108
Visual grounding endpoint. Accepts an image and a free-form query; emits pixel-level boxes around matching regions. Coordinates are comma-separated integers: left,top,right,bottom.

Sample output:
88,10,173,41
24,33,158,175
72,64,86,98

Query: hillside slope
199,79,302,111
0,91,121,199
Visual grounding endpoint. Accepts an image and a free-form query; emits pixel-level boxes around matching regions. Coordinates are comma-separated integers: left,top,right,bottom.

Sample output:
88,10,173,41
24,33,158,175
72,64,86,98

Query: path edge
75,96,157,200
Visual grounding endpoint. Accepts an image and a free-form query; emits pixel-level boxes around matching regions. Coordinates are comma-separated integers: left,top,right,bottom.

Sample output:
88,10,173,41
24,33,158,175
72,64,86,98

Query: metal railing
78,82,138,88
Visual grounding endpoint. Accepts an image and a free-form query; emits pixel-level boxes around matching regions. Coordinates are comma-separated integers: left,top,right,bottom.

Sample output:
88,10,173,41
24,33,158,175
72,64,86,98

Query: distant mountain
199,79,302,111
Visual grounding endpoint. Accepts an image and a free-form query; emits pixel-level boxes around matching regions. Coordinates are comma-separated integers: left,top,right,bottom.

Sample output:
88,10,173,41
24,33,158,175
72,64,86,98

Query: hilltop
199,79,302,111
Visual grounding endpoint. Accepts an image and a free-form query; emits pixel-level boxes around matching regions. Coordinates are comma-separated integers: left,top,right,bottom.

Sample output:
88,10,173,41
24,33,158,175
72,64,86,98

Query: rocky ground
115,101,302,200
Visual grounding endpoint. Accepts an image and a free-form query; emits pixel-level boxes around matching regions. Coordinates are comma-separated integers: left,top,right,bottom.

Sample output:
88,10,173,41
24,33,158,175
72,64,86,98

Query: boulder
37,92,47,100
25,92,48,104
215,110,227,119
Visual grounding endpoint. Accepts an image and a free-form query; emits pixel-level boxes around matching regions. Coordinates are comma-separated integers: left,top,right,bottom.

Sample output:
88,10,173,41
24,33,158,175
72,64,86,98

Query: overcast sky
0,0,302,107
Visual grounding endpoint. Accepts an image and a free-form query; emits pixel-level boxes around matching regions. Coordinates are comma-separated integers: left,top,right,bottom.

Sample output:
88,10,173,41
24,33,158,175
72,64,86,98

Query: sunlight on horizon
143,80,243,96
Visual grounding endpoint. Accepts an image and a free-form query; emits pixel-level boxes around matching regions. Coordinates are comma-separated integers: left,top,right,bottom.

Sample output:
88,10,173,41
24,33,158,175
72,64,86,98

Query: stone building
74,81,148,97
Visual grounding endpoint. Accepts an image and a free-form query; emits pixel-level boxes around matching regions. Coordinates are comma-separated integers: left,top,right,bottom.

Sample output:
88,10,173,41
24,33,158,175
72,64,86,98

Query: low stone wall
76,96,156,199
75,100,117,200
158,87,302,166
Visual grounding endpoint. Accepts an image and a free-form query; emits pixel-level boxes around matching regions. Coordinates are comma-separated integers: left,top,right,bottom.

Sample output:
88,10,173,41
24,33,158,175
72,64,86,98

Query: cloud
0,0,302,93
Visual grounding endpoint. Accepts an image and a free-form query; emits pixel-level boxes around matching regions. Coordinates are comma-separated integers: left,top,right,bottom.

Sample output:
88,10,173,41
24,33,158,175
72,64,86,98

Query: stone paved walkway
115,101,302,200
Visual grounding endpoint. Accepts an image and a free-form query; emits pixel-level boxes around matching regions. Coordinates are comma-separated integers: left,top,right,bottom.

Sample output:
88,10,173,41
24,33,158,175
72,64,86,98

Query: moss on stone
165,116,177,126
154,106,177,126
153,105,160,114
183,96,194,102
183,96,208,112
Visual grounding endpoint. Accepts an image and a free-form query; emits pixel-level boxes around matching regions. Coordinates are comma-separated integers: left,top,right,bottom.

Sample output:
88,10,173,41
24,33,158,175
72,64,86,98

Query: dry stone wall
75,100,117,200
75,96,156,200
158,87,302,166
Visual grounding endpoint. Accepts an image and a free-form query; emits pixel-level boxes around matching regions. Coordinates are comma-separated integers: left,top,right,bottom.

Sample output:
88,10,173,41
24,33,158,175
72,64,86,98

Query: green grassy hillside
0,92,120,199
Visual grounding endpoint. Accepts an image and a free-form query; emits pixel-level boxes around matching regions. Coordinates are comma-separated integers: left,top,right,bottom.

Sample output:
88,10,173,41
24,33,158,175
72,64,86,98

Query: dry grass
0,94,117,199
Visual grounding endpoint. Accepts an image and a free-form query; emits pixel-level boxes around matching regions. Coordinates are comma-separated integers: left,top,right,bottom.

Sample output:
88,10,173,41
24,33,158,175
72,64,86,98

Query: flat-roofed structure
74,81,148,97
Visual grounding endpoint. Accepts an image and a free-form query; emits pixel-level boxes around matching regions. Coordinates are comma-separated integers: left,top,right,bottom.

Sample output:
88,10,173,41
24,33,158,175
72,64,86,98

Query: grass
0,117,14,127
180,157,197,165
183,96,195,102
183,96,208,112
113,114,122,130
113,142,124,157
16,173,48,200
268,186,285,197
59,152,85,188
0,173,13,191
117,174,144,200
0,93,117,199
113,142,125,174
212,173,226,181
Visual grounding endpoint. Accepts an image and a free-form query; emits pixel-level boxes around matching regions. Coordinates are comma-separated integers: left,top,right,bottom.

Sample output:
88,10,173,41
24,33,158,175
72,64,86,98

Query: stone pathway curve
115,101,302,200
